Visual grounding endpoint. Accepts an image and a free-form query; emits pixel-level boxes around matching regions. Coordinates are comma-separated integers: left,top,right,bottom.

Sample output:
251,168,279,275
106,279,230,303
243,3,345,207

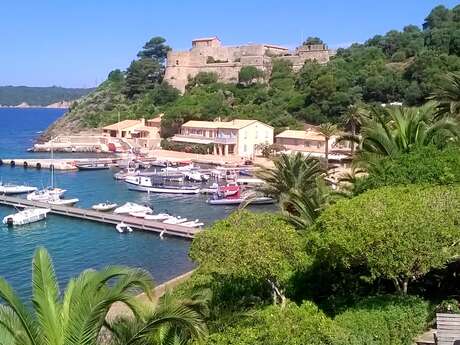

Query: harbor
0,195,200,239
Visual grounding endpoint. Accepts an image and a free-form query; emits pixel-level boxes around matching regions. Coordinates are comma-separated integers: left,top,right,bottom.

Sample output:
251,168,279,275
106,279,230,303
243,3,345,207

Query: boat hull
126,182,200,194
207,197,275,205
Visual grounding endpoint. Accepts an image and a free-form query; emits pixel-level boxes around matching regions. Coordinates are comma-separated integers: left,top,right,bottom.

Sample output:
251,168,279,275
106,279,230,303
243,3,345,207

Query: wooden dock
0,195,200,239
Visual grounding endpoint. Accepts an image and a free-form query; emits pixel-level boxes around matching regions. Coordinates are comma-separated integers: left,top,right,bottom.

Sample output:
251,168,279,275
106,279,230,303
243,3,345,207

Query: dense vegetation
8,4,459,344
44,4,460,139
0,86,93,106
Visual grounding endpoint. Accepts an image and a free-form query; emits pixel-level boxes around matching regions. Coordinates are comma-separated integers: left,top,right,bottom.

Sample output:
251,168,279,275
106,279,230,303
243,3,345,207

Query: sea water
0,108,215,298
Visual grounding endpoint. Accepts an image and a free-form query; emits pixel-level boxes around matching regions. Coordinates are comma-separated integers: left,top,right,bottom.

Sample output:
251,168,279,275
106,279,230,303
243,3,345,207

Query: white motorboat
27,190,78,206
113,168,138,180
181,219,204,228
92,202,118,212
113,202,153,215
144,213,171,221
183,171,209,182
47,197,79,206
0,184,37,195
163,216,188,225
46,187,66,197
200,183,219,194
2,208,51,226
125,176,200,194
116,222,133,233
207,195,275,206
129,211,152,218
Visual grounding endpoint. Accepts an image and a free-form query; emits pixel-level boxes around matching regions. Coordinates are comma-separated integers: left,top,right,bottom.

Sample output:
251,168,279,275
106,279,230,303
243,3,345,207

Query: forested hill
0,86,94,106
42,4,460,139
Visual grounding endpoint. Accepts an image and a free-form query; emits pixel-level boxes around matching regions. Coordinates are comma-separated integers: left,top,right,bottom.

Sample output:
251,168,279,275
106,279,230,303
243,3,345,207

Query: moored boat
207,196,274,205
144,213,171,221
181,219,204,228
116,221,133,233
125,176,200,194
92,202,118,212
0,183,37,195
2,208,51,226
113,202,153,215
77,162,110,171
163,216,188,224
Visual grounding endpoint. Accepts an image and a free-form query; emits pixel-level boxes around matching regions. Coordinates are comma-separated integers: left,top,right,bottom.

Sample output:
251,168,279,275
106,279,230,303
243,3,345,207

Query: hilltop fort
164,37,332,92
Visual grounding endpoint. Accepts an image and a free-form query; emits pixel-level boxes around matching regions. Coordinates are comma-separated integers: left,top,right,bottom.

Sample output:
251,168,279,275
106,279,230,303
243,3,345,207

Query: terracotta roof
146,114,163,124
102,120,142,131
182,119,271,130
276,130,325,141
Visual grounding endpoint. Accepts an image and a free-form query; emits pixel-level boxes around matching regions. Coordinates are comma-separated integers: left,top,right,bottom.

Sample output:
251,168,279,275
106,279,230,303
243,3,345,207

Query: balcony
213,136,237,144
172,134,237,145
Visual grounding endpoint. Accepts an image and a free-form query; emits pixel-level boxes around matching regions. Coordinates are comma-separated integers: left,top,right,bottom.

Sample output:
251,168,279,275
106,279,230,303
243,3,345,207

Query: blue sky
0,0,458,88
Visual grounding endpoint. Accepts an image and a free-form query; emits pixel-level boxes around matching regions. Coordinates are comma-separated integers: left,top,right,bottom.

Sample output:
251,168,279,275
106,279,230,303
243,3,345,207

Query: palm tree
0,247,203,345
341,104,368,155
255,152,325,228
430,72,460,118
318,123,338,170
106,289,210,345
342,103,460,168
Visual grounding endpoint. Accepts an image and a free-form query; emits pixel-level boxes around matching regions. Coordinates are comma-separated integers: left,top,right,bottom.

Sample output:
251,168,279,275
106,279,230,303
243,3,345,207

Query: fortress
164,37,331,92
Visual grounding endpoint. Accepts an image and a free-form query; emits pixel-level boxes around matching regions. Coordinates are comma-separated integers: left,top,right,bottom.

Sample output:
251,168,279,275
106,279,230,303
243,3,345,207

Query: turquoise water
0,109,198,298
0,108,273,298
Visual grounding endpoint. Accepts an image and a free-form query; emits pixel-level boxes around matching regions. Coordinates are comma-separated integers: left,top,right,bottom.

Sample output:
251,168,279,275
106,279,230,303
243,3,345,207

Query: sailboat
27,141,77,205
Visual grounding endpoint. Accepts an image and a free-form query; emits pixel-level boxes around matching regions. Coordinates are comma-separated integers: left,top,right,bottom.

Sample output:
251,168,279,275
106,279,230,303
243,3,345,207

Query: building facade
171,119,274,157
164,37,331,92
275,129,351,161
102,115,162,149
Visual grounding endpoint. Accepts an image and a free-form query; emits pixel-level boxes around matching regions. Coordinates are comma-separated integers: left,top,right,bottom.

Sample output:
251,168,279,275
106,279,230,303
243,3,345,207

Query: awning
170,136,214,145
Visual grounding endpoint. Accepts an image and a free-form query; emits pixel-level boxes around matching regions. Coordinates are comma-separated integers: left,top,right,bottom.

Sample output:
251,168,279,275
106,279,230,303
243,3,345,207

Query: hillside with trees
42,4,460,139
0,86,93,107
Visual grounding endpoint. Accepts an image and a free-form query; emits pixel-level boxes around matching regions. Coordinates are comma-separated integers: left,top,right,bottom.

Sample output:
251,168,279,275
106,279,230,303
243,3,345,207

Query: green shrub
335,295,430,345
204,301,351,345
355,145,460,193
312,185,460,294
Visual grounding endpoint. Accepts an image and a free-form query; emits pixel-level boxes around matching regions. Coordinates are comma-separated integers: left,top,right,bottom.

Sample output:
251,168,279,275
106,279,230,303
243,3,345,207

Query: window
243,144,247,153
175,60,179,65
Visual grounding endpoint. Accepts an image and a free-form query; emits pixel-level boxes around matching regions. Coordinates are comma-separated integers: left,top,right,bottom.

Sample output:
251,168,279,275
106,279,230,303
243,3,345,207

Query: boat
207,195,275,206
116,221,133,233
92,202,118,212
46,196,79,206
163,216,188,224
2,208,51,226
76,162,109,171
113,202,153,215
27,188,65,201
113,168,138,180
0,184,37,195
181,219,204,228
125,176,200,194
129,210,152,218
183,171,209,182
144,213,171,221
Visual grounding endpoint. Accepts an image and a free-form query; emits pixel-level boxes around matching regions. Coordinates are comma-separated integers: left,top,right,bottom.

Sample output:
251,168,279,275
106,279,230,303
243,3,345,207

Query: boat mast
50,138,54,189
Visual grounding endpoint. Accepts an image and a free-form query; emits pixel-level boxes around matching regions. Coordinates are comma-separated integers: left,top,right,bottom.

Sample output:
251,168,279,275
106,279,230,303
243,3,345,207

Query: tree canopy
190,211,308,305
312,185,460,294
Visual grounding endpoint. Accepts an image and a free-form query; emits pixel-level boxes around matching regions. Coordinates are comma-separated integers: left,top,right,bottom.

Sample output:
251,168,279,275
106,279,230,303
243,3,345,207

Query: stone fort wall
164,38,331,92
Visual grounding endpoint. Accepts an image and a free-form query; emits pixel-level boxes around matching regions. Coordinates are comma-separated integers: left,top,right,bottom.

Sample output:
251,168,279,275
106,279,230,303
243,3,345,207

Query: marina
0,195,200,239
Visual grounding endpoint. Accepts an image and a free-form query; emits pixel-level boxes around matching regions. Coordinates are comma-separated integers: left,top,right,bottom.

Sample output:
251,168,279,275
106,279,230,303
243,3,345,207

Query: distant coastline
0,100,70,109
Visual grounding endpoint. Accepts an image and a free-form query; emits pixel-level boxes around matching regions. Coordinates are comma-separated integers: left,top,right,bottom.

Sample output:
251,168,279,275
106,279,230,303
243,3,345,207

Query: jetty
0,195,200,239
0,158,118,171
